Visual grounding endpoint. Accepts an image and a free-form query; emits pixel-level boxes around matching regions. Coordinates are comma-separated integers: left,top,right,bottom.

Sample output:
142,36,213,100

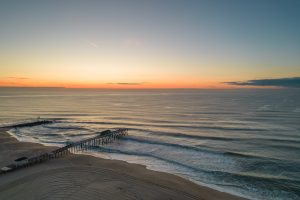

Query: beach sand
0,127,245,200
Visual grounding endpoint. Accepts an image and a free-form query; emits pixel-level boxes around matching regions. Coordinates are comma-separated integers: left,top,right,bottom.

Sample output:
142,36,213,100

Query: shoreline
0,127,246,200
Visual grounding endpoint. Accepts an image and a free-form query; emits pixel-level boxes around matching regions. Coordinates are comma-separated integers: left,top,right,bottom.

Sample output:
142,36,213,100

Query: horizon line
0,86,293,90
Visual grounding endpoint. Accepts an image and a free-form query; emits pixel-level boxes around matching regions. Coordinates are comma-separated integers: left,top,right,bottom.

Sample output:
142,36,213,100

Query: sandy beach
0,127,245,200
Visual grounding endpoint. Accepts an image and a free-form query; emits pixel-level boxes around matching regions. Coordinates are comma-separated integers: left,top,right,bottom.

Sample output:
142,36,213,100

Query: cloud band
224,77,300,88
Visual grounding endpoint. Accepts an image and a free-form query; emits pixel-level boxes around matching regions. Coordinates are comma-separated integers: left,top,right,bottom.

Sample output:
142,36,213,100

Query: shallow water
1,88,300,200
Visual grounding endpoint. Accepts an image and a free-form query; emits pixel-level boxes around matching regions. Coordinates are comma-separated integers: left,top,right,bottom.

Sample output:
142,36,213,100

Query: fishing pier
0,120,128,174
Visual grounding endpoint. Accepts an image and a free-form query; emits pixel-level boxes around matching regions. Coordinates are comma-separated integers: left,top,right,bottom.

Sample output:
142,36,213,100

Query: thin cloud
86,39,98,48
107,82,146,85
224,77,300,88
8,77,30,80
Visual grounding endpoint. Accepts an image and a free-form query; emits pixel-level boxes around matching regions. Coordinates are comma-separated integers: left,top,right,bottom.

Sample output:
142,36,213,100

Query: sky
0,0,299,88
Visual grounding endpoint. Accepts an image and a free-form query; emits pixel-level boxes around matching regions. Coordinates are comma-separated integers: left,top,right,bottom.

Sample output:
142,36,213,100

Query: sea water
0,88,299,200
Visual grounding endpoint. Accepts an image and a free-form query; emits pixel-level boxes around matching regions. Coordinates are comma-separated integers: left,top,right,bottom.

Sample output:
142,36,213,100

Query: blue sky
0,0,299,88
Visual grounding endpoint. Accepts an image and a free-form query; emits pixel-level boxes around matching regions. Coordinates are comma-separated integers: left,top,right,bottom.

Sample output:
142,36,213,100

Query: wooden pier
1,121,128,174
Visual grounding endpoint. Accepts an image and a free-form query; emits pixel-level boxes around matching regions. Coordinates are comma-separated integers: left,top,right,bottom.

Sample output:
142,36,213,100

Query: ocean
0,88,299,200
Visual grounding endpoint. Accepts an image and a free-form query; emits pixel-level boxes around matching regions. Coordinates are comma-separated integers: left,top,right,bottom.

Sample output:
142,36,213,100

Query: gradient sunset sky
0,0,299,88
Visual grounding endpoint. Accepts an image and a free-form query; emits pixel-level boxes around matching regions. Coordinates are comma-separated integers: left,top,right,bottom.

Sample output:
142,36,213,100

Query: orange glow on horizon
0,79,219,89
0,78,276,89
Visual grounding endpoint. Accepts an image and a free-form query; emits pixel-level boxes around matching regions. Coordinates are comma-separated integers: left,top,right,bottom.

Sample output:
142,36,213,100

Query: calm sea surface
0,88,299,200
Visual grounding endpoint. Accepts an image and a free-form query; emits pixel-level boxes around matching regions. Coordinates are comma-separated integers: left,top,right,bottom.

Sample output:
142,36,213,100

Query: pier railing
52,128,128,156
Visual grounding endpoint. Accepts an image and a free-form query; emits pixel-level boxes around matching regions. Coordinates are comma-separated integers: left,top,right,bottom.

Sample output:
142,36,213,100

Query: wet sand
0,127,245,200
